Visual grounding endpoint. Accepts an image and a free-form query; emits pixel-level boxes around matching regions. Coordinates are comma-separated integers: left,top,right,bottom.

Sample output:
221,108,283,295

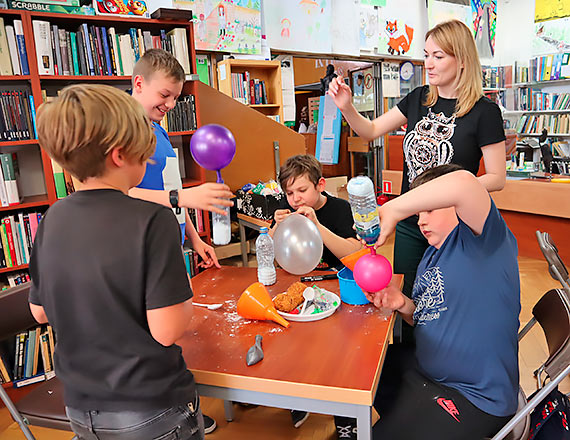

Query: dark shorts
66,393,204,440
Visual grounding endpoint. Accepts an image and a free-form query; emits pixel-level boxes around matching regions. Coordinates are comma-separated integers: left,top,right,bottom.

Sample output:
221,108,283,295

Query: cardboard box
324,176,348,199
236,189,284,221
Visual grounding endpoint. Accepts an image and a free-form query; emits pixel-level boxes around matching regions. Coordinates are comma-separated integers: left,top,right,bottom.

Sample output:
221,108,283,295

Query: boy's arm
377,170,491,246
296,206,362,260
128,183,233,216
147,299,194,347
365,285,416,326
184,211,220,268
29,304,48,324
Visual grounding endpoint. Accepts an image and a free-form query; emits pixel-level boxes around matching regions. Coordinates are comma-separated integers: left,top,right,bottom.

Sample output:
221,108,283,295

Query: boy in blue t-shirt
130,49,232,434
367,164,520,440
130,49,233,272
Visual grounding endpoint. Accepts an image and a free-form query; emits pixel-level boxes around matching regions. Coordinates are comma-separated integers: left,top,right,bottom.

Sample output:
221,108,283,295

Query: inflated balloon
273,214,323,275
353,253,392,293
190,124,236,182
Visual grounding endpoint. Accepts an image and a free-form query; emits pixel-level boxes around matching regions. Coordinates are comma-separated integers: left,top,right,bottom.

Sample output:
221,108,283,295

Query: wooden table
179,267,402,440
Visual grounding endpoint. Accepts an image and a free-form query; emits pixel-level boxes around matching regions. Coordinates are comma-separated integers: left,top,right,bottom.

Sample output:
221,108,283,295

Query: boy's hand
180,183,233,215
191,237,221,269
364,284,406,312
296,206,319,225
273,209,291,225
375,202,399,248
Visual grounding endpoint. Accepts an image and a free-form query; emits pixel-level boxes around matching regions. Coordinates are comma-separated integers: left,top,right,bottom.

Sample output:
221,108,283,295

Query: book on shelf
13,20,29,76
0,17,14,76
0,212,42,269
32,20,54,75
0,354,11,383
5,24,20,76
0,152,20,205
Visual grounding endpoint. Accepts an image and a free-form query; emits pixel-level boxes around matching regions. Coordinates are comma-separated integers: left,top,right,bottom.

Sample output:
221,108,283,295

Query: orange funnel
237,282,290,328
340,247,371,272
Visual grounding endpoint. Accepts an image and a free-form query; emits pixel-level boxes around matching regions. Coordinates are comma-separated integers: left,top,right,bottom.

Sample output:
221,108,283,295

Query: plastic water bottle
347,176,380,246
256,227,276,285
212,205,231,245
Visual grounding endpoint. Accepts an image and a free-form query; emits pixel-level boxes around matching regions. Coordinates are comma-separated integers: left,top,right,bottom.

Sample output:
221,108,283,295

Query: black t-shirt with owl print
396,85,505,195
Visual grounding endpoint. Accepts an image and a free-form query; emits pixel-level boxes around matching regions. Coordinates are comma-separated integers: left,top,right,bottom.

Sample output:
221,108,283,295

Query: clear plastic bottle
256,227,276,285
212,205,231,245
346,176,380,246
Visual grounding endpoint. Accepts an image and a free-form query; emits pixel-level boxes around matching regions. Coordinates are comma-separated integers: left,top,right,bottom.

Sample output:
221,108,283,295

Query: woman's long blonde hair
424,20,483,117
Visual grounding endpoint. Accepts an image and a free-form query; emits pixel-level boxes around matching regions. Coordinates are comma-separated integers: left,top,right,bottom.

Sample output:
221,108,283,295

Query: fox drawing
386,20,414,56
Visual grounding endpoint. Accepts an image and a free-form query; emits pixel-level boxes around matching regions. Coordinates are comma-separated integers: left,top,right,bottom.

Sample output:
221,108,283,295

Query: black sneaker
335,416,357,439
290,410,309,428
203,414,217,435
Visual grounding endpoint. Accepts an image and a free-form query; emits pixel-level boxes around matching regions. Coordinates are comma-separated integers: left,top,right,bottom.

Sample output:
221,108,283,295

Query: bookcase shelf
0,195,50,212
0,263,28,274
0,75,31,81
39,75,131,81
513,78,570,88
0,140,38,147
169,130,196,136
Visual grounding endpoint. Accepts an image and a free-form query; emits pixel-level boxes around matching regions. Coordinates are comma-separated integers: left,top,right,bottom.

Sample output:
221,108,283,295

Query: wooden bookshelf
216,59,284,124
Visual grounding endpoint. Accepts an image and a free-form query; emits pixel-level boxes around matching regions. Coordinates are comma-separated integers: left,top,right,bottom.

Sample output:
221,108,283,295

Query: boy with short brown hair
272,154,361,270
30,84,205,439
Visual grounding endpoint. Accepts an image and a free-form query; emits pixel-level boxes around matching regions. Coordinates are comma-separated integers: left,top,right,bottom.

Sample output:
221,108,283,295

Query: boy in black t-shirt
29,84,205,439
271,154,361,270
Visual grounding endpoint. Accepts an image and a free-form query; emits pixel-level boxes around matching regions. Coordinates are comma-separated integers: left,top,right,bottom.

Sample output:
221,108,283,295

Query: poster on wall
352,67,374,112
264,0,332,54
533,17,570,56
427,0,472,30
172,0,262,54
471,0,497,58
330,0,360,56
377,0,423,59
359,4,379,52
535,0,570,23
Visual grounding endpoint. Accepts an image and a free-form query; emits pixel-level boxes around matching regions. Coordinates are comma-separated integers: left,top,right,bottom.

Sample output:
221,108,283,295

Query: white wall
491,0,535,67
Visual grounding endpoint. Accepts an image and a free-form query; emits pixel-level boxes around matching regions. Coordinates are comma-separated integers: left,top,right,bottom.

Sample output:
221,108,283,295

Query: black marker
300,274,338,282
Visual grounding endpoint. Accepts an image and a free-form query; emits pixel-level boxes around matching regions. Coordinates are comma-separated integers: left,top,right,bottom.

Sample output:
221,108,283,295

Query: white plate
276,289,341,322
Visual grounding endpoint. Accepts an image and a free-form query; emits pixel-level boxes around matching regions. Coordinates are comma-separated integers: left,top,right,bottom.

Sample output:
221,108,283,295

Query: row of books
482,65,512,89
552,141,570,158
188,208,205,234
516,114,570,136
0,17,29,76
514,89,570,112
0,89,37,141
182,247,200,278
230,71,270,105
31,19,190,77
0,212,42,269
527,53,570,83
1,270,30,290
158,94,197,133
0,324,56,387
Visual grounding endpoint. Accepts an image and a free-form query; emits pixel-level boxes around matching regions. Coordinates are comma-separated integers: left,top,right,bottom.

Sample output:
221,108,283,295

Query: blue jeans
65,393,204,440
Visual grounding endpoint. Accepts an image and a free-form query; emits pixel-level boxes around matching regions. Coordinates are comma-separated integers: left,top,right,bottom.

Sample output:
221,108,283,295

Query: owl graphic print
396,86,506,195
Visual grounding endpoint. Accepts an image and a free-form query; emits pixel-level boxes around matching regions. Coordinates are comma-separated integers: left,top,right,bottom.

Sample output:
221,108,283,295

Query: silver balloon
273,214,323,275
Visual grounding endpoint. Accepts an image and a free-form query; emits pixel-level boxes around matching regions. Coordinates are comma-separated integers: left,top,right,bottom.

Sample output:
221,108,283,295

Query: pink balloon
353,253,393,293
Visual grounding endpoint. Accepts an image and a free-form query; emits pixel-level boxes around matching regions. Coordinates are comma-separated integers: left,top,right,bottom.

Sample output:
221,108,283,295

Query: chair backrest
0,283,37,341
533,288,570,383
535,231,570,292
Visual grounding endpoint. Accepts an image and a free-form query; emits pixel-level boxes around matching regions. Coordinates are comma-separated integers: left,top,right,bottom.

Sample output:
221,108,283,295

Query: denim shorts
65,393,205,440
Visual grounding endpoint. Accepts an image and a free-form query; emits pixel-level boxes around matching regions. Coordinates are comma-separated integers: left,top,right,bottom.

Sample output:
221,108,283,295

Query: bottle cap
260,227,269,233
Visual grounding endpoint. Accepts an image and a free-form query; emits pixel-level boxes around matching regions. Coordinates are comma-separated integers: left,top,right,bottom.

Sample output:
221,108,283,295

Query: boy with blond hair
130,49,233,274
29,84,205,440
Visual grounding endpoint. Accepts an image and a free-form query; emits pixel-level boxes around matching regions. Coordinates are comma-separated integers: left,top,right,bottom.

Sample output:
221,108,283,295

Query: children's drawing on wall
533,17,570,55
172,0,262,54
281,18,291,38
427,0,472,30
534,0,570,23
359,4,379,52
385,20,414,56
471,0,497,58
264,0,332,54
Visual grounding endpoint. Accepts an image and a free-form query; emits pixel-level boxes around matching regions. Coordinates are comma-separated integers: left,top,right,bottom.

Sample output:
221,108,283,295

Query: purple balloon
190,124,236,171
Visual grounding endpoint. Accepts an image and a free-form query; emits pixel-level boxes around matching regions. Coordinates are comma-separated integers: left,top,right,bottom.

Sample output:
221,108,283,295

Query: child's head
131,49,185,122
410,164,464,249
36,84,155,183
424,19,482,117
279,155,325,210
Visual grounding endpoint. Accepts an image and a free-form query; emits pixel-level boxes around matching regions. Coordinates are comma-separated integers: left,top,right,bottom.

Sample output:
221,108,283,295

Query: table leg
223,400,234,422
356,405,372,440
239,220,248,267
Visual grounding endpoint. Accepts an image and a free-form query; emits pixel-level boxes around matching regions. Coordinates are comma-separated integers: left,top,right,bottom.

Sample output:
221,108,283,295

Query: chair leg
491,363,570,440
0,386,36,440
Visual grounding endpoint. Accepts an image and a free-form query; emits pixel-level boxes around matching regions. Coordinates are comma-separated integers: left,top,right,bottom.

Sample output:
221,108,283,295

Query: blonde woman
329,19,506,315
